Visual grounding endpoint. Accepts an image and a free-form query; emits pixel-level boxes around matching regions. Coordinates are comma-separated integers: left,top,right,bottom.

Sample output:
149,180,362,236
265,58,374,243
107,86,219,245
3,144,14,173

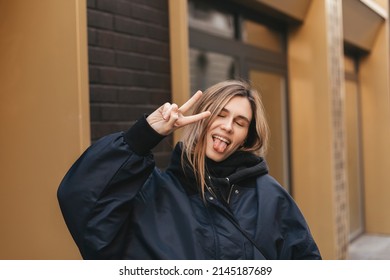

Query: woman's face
205,96,253,162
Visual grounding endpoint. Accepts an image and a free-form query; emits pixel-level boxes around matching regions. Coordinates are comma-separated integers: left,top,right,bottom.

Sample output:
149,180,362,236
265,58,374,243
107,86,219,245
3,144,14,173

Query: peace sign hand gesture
147,90,211,136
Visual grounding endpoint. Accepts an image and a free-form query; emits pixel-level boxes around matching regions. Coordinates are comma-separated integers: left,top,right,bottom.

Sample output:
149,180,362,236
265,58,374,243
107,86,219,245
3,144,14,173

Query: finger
179,90,203,113
166,105,179,126
161,103,170,120
175,111,211,127
162,103,176,120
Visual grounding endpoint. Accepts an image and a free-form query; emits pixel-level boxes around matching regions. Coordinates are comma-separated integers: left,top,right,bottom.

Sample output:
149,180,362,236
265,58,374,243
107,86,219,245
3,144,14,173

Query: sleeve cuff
124,115,166,156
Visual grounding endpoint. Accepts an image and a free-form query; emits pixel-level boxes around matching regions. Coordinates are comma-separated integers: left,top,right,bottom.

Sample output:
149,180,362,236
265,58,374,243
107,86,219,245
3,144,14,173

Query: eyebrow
220,108,251,124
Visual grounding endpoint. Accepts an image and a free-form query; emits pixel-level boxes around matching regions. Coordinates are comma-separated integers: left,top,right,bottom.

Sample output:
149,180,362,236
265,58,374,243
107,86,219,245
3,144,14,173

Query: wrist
124,115,165,155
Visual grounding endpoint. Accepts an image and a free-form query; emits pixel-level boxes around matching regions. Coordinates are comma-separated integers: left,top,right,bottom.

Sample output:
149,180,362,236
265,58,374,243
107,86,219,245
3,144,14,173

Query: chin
205,149,220,162
205,148,232,162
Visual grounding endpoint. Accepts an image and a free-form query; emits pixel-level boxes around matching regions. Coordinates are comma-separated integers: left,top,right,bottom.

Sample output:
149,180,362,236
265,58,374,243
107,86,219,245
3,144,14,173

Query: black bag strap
216,206,268,260
205,180,268,259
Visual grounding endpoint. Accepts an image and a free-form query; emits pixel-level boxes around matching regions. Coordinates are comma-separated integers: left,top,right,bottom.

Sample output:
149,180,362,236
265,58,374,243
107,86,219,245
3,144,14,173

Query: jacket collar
166,142,268,195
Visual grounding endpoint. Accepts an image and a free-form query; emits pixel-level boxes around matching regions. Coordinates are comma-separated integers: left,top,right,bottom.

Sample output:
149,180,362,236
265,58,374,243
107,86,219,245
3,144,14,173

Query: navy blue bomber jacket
57,116,321,260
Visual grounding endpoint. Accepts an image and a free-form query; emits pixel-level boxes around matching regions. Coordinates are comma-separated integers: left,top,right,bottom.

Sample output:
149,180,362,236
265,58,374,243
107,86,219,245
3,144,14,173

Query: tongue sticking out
213,138,228,153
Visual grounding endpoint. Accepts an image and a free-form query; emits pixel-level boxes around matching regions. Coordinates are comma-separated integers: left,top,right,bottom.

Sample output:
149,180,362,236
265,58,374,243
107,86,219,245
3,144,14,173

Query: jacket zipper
207,176,236,205
226,178,235,204
206,176,217,198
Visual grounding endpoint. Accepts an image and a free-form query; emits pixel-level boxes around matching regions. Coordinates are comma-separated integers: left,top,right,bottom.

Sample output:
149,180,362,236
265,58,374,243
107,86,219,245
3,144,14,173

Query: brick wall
87,0,173,167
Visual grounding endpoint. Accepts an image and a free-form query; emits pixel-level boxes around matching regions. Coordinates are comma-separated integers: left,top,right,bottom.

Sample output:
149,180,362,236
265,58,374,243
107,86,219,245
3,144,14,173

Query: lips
212,134,231,153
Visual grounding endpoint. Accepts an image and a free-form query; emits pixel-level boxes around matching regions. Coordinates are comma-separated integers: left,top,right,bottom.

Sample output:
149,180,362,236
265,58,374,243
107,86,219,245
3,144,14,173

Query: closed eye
235,121,245,127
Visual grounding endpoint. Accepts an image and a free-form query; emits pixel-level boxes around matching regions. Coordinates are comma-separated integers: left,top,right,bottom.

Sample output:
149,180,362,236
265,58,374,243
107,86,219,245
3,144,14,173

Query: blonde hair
180,80,269,198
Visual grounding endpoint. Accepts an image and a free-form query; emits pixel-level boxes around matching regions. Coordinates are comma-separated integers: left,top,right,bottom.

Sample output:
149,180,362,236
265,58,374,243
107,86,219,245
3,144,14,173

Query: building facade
1,0,389,260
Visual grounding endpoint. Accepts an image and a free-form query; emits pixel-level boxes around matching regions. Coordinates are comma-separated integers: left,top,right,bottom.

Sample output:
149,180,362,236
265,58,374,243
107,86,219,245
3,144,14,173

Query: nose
221,118,233,133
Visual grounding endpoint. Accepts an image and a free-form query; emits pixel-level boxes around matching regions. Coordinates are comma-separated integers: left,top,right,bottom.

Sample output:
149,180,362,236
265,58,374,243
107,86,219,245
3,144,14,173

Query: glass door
345,80,364,240
344,55,364,240
249,69,290,190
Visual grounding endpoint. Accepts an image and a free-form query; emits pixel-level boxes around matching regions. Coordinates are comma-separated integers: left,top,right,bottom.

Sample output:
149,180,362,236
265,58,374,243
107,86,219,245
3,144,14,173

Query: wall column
288,0,348,259
0,0,89,259
359,1,390,234
169,0,190,143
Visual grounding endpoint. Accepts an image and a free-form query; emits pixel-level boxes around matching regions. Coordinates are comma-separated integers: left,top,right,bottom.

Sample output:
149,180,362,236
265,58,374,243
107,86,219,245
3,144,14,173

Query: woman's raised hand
146,90,211,136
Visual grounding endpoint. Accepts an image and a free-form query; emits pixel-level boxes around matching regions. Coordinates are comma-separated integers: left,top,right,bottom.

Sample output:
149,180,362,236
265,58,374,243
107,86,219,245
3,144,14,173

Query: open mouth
212,135,231,153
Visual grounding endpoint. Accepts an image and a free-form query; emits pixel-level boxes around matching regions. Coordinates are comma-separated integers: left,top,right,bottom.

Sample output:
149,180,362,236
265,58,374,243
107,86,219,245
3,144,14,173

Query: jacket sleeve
57,116,165,259
278,190,322,260
257,175,322,260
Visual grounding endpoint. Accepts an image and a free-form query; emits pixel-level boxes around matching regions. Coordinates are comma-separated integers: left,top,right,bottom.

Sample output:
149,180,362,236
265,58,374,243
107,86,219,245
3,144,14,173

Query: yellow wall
0,0,89,259
359,13,390,234
169,0,190,144
288,0,337,259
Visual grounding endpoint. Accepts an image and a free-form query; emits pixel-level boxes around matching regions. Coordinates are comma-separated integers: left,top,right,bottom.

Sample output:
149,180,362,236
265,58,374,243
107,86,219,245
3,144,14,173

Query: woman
57,80,321,260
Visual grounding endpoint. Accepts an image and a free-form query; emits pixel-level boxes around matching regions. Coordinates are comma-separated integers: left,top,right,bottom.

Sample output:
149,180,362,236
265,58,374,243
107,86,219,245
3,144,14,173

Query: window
242,19,283,52
189,49,238,95
188,1,234,38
